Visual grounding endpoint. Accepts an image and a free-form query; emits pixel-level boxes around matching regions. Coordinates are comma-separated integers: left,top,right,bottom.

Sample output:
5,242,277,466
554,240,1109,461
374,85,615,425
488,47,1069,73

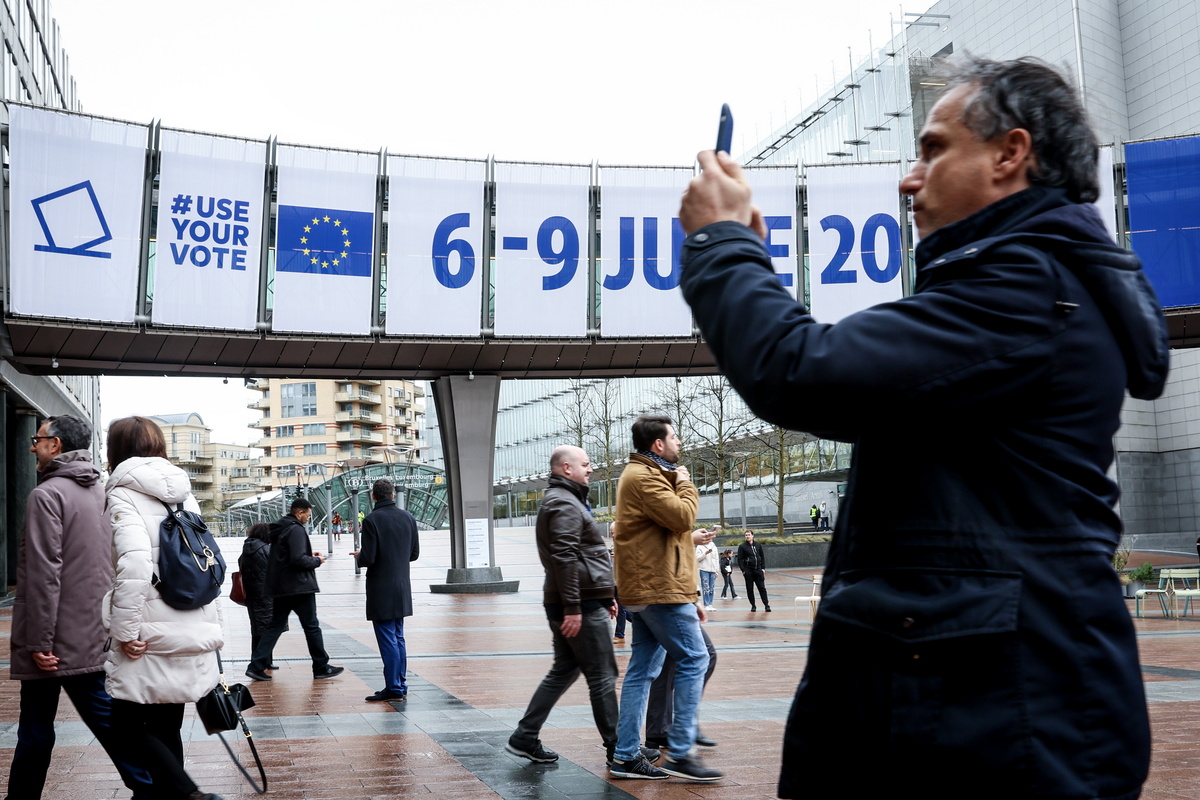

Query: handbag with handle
196,651,267,794
230,572,248,606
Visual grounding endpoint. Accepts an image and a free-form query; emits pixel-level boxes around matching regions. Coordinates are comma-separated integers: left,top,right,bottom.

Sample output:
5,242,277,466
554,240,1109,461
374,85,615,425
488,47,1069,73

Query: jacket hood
105,456,193,503
919,186,1170,401
38,449,100,487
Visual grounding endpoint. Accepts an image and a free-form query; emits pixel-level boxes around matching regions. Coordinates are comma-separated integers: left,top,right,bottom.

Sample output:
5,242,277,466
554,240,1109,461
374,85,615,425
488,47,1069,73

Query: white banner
8,106,147,322
745,165,801,298
273,146,377,335
153,130,265,329
386,156,486,336
805,163,904,324
1096,145,1117,242
599,166,693,337
493,162,591,337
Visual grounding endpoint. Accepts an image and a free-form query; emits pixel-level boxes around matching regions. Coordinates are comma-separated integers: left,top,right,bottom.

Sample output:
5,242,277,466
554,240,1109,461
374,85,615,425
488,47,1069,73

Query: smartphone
716,103,733,154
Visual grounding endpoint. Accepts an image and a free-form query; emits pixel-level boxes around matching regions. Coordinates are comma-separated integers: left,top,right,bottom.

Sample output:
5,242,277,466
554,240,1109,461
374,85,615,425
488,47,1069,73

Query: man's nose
900,168,922,195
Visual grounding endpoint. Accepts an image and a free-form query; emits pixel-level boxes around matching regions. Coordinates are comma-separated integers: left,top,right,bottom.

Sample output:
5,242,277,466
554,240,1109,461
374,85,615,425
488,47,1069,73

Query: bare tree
551,379,596,450
686,375,758,528
744,424,809,536
585,378,626,510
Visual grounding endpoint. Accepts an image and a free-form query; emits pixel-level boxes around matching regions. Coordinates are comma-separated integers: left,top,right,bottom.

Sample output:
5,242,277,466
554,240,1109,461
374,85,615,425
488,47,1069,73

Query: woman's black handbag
196,651,267,793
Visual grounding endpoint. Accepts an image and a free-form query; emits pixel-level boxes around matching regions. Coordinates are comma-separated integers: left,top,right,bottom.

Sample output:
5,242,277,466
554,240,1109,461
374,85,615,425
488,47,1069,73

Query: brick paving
1,530,1197,799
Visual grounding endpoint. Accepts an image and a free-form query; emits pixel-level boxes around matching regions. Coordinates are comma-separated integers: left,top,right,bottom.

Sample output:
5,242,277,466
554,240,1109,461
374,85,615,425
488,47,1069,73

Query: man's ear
995,127,1034,187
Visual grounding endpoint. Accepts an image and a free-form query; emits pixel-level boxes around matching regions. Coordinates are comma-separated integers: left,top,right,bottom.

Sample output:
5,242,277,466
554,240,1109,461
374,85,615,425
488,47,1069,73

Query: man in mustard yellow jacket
609,414,722,783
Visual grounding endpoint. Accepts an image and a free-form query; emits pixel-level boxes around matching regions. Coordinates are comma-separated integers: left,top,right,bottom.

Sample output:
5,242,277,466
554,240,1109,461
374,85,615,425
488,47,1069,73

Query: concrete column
8,411,38,588
0,390,7,593
430,375,517,594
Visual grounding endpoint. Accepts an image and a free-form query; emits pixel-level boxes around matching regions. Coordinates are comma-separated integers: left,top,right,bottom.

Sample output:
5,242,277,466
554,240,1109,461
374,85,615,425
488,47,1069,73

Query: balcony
356,379,382,387
334,390,381,405
187,473,214,484
249,416,271,428
175,455,212,465
336,430,383,444
247,397,270,410
395,396,412,409
335,410,383,424
412,384,426,397
251,437,271,449
246,378,270,391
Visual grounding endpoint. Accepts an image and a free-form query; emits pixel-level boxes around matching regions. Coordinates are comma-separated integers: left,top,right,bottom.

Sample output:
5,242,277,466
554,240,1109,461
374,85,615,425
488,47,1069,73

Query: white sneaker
705,605,715,611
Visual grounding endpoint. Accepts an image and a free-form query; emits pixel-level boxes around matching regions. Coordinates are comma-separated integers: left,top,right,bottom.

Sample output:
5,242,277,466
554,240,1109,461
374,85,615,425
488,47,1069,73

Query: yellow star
300,236,307,244
310,257,318,265
323,215,330,223
322,261,329,268
333,219,341,226
344,239,351,247
340,251,348,258
302,248,310,256
341,228,348,236
332,258,340,266
303,226,311,233
311,217,319,224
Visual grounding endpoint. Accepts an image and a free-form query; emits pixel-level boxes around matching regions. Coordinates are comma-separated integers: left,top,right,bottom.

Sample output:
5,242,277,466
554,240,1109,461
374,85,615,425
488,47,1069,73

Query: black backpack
153,502,227,610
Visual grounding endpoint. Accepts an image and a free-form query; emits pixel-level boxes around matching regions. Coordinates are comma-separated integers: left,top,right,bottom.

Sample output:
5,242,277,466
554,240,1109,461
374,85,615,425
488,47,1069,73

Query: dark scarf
636,449,678,471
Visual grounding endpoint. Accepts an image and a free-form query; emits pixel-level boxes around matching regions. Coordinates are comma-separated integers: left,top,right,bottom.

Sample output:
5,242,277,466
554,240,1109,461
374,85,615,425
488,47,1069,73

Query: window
275,445,295,457
340,442,353,453
303,423,325,436
191,432,201,443
280,382,317,417
172,433,178,443
275,425,294,437
304,443,327,456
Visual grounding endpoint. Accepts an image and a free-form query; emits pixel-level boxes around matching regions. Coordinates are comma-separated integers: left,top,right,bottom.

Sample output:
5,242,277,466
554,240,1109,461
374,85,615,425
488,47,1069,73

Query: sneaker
506,739,559,763
659,754,724,782
607,744,661,766
313,665,345,679
705,605,715,611
609,754,668,779
244,668,272,682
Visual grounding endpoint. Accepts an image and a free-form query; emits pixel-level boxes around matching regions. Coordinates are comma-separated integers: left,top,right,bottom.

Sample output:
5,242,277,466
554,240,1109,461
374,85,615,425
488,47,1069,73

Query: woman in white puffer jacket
103,416,224,800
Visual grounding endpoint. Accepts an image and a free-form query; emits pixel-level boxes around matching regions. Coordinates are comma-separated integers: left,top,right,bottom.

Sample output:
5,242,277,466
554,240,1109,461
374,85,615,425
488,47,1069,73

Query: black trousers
6,672,152,800
743,569,770,607
645,625,717,741
110,699,198,799
248,592,330,673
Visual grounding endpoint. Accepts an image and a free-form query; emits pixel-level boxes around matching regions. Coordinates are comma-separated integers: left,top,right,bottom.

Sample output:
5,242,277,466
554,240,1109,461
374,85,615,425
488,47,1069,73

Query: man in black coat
353,479,420,702
245,498,345,682
678,57,1167,800
735,530,770,612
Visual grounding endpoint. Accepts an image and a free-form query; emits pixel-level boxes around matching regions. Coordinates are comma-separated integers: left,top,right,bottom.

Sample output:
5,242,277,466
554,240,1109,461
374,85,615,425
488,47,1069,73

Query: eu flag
276,205,373,277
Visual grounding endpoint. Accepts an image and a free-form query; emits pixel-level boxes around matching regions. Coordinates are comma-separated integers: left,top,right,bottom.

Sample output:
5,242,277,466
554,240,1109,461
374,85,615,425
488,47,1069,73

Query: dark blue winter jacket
680,186,1168,800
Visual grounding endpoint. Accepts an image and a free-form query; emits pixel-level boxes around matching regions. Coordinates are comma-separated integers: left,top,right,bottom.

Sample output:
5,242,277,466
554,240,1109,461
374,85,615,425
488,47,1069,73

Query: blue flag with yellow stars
276,205,373,277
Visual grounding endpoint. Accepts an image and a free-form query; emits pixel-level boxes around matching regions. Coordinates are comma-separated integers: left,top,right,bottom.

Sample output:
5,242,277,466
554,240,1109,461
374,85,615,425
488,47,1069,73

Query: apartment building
149,413,264,513
247,379,426,485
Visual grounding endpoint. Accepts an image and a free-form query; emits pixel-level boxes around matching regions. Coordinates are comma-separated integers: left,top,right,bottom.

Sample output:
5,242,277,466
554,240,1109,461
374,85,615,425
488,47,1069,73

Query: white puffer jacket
104,456,223,704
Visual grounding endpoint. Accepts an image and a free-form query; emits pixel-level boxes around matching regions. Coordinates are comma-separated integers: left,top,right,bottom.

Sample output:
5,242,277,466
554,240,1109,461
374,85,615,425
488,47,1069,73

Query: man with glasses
8,416,152,799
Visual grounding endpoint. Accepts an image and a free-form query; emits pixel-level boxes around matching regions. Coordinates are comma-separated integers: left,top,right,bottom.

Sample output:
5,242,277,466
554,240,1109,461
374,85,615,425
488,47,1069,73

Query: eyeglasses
30,435,58,445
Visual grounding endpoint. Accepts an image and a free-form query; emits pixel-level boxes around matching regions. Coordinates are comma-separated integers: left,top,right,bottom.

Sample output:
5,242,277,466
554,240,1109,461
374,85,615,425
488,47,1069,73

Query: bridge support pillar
429,375,518,594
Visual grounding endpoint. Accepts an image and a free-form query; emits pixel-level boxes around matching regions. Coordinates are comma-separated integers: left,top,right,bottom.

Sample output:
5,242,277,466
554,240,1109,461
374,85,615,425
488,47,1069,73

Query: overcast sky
49,0,915,443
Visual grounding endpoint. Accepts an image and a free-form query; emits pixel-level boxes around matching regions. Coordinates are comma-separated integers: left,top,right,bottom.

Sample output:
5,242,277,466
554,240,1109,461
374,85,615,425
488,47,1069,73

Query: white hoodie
104,456,223,704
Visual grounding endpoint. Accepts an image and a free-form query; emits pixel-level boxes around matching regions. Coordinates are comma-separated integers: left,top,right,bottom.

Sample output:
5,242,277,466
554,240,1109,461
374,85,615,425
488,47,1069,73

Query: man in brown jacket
7,415,151,800
609,415,722,783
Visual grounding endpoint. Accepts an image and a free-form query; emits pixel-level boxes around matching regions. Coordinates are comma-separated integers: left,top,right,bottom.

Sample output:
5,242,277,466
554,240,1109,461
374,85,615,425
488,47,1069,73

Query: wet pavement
1,527,1198,799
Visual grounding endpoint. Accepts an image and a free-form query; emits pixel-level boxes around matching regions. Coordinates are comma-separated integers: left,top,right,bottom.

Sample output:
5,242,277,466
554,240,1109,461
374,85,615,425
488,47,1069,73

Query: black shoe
644,737,667,750
313,665,345,679
695,731,718,748
268,664,280,670
609,743,662,766
750,606,757,612
505,738,559,763
244,668,272,682
765,606,772,612
659,754,724,781
188,793,224,800
609,755,668,779
365,689,406,702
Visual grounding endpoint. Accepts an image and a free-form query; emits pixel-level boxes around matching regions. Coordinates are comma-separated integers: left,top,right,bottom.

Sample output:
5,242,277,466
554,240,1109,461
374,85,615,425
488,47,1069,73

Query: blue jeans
614,603,709,761
700,571,716,606
6,672,153,800
373,618,408,694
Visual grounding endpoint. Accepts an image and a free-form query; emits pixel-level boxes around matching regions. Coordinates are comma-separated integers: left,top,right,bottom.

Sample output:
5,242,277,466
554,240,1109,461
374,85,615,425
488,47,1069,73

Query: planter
756,540,830,569
1124,580,1145,598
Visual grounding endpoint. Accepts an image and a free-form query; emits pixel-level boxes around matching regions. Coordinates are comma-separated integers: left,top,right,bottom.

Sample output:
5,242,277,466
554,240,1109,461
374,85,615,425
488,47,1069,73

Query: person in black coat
245,498,344,682
238,523,283,670
352,478,420,702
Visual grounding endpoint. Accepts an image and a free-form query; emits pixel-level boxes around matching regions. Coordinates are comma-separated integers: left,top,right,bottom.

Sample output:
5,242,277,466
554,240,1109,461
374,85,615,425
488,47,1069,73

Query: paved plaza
1,527,1198,799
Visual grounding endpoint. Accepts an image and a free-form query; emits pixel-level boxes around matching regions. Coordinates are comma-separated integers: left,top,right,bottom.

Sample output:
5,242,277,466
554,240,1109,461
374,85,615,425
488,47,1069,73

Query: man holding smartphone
678,57,1165,800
